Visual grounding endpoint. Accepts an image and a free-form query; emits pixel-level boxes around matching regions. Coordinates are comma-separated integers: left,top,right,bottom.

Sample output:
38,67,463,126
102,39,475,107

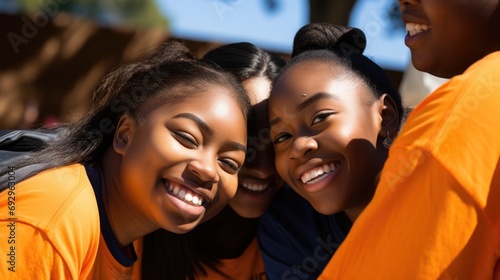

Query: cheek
349,111,381,143
323,122,359,147
219,175,239,202
120,150,157,184
132,127,185,166
274,154,291,182
117,160,156,209
120,134,176,187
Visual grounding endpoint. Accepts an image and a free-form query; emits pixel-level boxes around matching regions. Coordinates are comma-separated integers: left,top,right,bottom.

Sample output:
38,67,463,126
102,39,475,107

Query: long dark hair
0,41,251,180
203,42,286,83
286,23,404,124
141,42,285,280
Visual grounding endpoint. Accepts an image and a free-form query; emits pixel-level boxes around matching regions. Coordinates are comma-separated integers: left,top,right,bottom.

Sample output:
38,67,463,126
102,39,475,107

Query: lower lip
300,165,339,193
162,183,205,218
404,29,430,49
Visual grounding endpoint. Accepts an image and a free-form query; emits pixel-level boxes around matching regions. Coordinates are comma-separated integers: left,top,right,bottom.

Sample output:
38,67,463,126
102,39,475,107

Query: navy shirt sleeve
257,186,351,280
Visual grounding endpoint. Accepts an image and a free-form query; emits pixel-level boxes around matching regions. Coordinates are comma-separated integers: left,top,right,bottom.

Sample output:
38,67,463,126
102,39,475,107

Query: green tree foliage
12,0,168,29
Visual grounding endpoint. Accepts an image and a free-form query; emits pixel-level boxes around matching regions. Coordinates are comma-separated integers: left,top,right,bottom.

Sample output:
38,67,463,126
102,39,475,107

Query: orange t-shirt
132,236,263,280
320,51,500,279
87,234,142,280
0,164,100,279
197,238,265,280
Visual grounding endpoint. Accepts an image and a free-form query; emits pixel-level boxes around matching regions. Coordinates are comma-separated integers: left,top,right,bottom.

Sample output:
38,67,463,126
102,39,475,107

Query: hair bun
291,23,366,58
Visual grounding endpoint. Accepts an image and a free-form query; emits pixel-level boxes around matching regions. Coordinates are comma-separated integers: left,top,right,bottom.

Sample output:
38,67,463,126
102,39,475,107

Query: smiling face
399,0,500,78
269,60,388,217
229,77,284,218
114,84,247,234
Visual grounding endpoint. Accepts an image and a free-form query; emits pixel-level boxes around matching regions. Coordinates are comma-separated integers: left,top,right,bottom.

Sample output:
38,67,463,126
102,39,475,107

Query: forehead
139,82,235,114
270,60,369,105
243,77,272,106
181,85,242,116
146,84,243,121
149,85,247,141
275,60,348,90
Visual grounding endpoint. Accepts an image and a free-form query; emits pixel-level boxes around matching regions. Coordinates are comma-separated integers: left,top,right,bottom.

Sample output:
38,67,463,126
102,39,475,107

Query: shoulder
0,164,100,277
389,51,500,201
2,164,99,234
466,50,500,73
396,51,500,152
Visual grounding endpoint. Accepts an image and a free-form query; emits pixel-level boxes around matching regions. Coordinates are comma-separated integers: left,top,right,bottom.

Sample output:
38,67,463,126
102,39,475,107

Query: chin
165,217,202,234
237,209,265,219
231,203,267,219
169,223,197,234
311,200,339,216
412,56,451,78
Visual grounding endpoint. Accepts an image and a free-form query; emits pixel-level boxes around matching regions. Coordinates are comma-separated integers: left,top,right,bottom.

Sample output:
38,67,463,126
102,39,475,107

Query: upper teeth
301,163,338,184
241,182,269,192
168,184,204,206
406,23,430,36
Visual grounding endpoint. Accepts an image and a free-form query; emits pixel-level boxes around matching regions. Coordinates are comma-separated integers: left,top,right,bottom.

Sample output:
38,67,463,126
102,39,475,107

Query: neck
100,148,157,247
344,207,364,222
345,173,380,222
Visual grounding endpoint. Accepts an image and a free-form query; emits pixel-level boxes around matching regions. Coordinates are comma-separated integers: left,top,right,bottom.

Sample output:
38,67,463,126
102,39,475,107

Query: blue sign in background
158,0,410,71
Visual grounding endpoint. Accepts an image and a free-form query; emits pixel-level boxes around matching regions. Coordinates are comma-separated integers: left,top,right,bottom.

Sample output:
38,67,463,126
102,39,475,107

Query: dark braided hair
284,23,404,125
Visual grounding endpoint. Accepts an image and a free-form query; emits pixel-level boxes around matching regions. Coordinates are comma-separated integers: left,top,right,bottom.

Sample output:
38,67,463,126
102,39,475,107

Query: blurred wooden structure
0,12,224,129
0,7,402,129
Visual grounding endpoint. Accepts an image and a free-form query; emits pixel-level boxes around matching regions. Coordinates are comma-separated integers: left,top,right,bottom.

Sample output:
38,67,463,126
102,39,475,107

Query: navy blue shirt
257,186,351,280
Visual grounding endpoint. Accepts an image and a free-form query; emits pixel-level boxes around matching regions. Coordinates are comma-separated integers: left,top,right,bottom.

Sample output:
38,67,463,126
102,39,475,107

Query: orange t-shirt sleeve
319,149,483,279
319,51,500,280
0,164,100,279
1,222,75,279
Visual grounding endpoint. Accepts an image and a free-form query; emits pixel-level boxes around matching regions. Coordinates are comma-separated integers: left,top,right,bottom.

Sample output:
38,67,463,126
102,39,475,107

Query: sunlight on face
116,84,248,234
269,60,385,216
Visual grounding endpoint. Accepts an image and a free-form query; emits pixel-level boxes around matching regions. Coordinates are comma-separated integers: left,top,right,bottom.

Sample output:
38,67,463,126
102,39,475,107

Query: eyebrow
173,113,246,153
228,142,247,153
174,113,214,135
269,92,339,128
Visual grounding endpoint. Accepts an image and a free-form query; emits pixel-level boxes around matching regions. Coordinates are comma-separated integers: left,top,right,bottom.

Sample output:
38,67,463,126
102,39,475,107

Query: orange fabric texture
197,238,265,280
127,235,263,280
87,234,142,280
320,51,500,279
0,164,100,279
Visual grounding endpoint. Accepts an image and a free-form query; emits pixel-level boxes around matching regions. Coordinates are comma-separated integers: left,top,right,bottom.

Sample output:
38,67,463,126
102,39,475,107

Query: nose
398,0,418,11
244,153,275,180
188,154,220,186
289,135,318,160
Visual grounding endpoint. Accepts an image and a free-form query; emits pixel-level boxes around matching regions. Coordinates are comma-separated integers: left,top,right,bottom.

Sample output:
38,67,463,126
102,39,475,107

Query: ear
113,115,135,155
377,93,400,139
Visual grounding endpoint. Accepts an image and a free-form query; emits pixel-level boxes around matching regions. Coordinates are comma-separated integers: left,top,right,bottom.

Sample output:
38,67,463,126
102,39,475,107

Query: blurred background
0,0,447,129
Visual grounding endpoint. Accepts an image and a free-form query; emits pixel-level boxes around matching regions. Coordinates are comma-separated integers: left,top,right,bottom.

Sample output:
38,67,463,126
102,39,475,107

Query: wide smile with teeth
406,23,430,36
167,184,204,206
300,162,339,184
240,181,269,192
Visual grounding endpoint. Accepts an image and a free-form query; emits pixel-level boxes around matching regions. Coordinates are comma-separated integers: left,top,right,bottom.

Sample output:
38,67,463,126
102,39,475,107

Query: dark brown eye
312,112,335,125
173,131,198,148
218,158,240,174
273,133,291,144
